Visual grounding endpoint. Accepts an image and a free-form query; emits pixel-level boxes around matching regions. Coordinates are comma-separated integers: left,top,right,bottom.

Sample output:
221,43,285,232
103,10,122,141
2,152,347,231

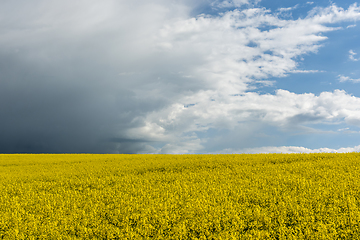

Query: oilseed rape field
1,154,360,239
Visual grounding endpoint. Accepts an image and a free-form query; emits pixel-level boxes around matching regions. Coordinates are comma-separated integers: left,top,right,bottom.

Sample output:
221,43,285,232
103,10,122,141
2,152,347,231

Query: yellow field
1,153,360,239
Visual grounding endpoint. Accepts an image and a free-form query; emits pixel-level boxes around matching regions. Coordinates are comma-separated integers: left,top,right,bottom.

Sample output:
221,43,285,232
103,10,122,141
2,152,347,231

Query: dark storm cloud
0,55,169,153
0,56,140,153
0,0,170,153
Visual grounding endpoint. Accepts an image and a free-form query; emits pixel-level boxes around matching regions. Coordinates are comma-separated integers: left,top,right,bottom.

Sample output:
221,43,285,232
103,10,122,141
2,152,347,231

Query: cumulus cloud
1,1,360,153
133,89,360,152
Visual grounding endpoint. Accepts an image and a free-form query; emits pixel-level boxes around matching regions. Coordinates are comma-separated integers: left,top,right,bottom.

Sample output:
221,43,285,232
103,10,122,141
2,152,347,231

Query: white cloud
278,4,299,13
219,145,360,153
212,0,261,8
307,3,360,24
338,74,360,83
156,4,359,95
126,3,360,153
290,69,324,73
347,24,357,28
349,49,360,61
129,88,360,153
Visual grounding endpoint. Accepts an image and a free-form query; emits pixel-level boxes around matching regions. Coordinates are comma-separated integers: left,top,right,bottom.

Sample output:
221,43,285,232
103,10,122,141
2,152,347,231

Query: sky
1,0,360,154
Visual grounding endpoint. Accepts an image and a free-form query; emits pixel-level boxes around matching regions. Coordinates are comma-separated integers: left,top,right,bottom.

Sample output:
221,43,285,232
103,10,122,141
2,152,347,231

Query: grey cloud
287,113,326,125
346,118,360,126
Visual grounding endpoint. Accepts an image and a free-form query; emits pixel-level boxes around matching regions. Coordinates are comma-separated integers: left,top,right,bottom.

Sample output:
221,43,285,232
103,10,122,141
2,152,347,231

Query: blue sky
0,0,360,153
